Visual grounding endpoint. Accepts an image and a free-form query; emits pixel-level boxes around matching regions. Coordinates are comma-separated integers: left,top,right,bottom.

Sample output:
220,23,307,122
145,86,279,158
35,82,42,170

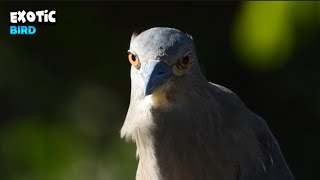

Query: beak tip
145,88,152,96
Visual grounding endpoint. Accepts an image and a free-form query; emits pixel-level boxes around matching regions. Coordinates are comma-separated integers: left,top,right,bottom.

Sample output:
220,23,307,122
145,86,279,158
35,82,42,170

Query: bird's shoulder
206,82,295,179
207,82,244,106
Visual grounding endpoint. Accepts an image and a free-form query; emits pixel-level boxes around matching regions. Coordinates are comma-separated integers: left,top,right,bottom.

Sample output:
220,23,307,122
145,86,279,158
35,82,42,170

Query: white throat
121,95,162,180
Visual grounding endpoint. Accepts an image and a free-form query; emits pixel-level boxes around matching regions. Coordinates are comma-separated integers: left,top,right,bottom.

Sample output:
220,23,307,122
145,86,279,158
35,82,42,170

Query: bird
120,27,295,180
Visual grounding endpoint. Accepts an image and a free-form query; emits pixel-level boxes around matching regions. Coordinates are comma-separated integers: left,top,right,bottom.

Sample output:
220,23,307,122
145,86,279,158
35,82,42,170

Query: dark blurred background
0,1,319,179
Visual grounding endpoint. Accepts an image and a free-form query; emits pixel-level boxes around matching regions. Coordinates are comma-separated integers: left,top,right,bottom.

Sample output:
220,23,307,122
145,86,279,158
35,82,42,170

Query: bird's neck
135,128,162,180
122,76,208,180
121,95,164,180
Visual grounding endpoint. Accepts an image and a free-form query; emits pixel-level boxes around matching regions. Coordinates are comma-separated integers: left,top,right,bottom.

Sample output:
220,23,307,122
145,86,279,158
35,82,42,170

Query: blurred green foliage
233,1,320,71
1,117,137,180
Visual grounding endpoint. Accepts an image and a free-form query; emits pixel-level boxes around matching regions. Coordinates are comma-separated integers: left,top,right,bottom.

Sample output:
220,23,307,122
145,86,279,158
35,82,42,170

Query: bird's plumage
121,27,295,180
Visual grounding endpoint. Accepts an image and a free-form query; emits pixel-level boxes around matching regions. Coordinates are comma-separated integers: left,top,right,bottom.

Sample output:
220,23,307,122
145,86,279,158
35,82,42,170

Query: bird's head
128,27,202,102
122,27,204,141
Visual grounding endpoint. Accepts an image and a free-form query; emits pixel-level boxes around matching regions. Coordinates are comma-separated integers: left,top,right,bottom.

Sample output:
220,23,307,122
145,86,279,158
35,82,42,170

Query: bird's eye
128,52,140,68
178,53,192,69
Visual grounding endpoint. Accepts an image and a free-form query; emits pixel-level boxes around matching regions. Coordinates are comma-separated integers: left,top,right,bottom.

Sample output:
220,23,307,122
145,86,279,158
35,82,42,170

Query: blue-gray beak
141,60,173,95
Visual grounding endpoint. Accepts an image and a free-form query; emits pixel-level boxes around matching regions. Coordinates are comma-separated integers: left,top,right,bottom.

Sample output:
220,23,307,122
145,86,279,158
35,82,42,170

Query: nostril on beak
156,71,165,76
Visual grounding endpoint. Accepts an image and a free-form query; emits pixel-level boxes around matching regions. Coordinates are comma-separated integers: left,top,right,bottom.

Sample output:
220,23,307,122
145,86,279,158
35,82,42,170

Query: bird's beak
141,60,173,96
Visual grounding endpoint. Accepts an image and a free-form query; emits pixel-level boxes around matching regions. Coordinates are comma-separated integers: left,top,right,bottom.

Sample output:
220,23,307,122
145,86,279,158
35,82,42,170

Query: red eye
179,53,192,69
128,53,140,68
